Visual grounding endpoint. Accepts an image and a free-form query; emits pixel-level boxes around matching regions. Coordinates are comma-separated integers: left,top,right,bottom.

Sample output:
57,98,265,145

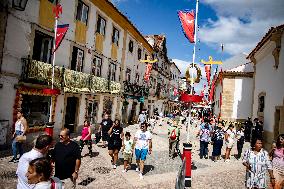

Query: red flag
144,63,153,81
204,64,211,86
53,24,69,53
178,10,195,43
209,75,217,102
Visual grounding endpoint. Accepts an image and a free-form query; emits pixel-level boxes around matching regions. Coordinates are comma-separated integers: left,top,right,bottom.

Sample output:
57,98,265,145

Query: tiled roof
247,24,284,58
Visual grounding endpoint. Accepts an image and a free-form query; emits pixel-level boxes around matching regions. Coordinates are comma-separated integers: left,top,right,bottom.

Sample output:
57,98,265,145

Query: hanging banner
204,64,211,86
144,63,153,81
177,10,195,43
180,93,203,102
219,68,223,87
53,24,69,53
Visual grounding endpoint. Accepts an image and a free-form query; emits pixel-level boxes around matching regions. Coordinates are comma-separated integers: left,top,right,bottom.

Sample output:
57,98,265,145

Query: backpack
170,128,177,140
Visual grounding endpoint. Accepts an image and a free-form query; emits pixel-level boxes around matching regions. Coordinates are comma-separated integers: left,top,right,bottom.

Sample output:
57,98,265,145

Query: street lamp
12,0,28,11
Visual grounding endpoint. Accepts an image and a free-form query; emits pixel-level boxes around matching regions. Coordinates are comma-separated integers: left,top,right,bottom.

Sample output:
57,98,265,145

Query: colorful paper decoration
177,10,195,43
201,56,222,65
204,64,211,86
53,4,62,18
140,55,158,81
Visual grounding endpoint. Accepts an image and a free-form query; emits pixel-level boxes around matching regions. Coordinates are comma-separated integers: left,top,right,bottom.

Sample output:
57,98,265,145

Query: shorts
108,139,122,151
135,148,148,161
273,167,284,187
123,152,132,162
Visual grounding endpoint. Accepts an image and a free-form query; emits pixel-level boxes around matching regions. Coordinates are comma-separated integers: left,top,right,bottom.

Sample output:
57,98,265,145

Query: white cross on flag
178,10,195,43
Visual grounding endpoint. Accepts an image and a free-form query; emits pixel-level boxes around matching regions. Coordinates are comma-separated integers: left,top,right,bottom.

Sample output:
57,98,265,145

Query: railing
123,80,149,97
21,58,121,94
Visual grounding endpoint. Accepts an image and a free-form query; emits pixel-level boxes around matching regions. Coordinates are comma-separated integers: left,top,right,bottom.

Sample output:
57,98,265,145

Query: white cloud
199,0,284,55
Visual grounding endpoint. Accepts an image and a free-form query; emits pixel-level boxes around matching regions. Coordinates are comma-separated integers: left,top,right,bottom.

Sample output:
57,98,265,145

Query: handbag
16,135,26,143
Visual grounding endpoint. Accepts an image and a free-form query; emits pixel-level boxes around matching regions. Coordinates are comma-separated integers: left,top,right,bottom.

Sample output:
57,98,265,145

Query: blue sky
112,0,284,92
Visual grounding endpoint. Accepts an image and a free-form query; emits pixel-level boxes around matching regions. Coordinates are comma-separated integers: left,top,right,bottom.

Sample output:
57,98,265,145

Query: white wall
253,35,284,132
232,77,253,119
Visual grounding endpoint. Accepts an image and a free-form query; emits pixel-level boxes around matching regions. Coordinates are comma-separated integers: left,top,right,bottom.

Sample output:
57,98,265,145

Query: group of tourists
96,112,153,180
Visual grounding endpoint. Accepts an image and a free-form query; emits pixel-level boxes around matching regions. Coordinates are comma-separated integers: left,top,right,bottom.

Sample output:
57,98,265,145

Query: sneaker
225,159,230,163
135,167,139,172
9,158,16,163
122,169,127,173
113,164,117,169
139,173,143,180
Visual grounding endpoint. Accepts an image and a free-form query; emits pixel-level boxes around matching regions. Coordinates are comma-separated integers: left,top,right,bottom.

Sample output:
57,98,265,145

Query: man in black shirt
99,113,113,148
52,128,81,189
244,117,253,142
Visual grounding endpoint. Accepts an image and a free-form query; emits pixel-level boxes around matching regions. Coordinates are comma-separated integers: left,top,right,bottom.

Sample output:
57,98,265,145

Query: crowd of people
7,109,284,189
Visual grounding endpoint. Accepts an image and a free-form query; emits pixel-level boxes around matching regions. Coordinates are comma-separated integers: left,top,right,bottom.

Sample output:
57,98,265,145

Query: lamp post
12,0,28,11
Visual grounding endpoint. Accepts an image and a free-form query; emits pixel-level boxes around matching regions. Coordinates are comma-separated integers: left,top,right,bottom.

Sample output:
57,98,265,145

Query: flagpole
49,16,58,123
187,0,199,143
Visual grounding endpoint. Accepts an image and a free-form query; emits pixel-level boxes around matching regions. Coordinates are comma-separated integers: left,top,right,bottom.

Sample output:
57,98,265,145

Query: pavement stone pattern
0,119,274,189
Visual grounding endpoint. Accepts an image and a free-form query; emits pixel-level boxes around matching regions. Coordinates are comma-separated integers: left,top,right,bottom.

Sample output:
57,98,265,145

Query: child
121,132,134,173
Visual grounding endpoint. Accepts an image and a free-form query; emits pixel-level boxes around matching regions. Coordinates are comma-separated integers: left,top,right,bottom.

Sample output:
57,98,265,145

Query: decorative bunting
177,10,195,43
53,4,62,18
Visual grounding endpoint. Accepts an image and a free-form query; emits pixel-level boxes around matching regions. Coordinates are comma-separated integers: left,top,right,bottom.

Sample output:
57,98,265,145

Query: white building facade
248,25,284,148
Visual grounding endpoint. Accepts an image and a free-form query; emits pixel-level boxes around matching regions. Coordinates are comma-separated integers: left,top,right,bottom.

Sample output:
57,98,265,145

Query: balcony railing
21,58,121,94
123,80,149,97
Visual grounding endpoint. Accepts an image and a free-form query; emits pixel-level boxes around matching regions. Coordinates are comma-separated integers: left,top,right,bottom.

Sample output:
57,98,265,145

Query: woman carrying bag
10,110,28,163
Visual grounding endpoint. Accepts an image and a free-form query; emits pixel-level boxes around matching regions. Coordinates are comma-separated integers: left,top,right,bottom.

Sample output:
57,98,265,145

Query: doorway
64,97,79,133
274,108,280,139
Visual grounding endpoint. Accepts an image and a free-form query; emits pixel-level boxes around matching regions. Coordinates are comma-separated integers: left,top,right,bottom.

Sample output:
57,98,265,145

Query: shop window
96,15,106,35
138,48,142,60
92,56,102,77
76,0,89,24
71,46,84,72
32,30,53,64
126,68,131,82
21,95,51,127
129,40,133,53
109,62,117,81
112,27,119,46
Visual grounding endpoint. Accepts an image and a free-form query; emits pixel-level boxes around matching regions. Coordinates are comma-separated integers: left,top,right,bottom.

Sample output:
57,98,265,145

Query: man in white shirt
134,122,152,179
16,135,53,189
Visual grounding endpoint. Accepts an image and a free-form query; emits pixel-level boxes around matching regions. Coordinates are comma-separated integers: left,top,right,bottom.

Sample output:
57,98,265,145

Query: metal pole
49,17,58,123
187,0,199,143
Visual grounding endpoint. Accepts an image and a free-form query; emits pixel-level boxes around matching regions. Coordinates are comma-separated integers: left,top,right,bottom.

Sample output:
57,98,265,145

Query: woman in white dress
242,138,275,189
224,124,236,162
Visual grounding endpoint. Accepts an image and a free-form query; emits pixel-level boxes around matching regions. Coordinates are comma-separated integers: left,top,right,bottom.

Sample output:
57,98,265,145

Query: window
32,30,53,64
129,40,133,53
48,0,58,4
145,54,148,60
96,15,106,35
112,27,119,46
76,0,89,24
126,68,131,82
153,78,156,89
71,46,84,72
109,62,117,81
258,96,265,113
135,73,140,83
138,48,142,60
92,56,102,77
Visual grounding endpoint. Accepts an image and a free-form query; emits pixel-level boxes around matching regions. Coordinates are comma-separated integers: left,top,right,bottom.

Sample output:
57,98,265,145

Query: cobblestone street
0,121,264,189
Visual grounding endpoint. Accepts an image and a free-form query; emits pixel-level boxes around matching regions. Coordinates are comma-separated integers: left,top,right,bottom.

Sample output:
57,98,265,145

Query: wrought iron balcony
21,58,121,94
123,80,149,97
